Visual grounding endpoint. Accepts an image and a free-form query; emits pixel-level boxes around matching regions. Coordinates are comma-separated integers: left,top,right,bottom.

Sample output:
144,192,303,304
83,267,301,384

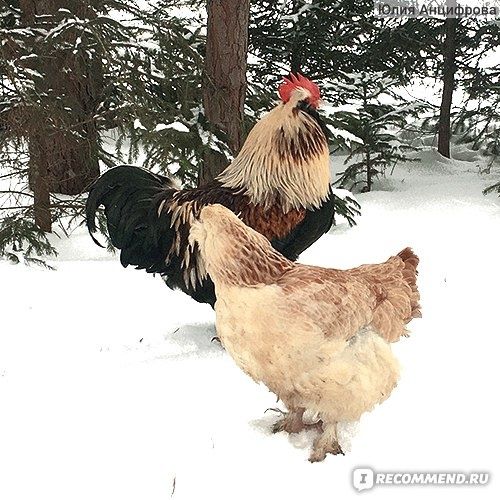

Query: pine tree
2,1,112,223
0,0,150,258
334,72,420,192
249,1,435,85
437,16,458,159
468,68,500,195
428,16,500,159
113,0,211,187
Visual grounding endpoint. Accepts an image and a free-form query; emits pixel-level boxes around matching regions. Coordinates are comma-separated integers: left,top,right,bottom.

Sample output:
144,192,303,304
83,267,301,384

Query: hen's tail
397,247,421,321
86,165,176,273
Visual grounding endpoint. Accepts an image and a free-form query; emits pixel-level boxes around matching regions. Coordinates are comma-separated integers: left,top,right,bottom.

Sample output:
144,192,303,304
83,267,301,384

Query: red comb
278,73,321,105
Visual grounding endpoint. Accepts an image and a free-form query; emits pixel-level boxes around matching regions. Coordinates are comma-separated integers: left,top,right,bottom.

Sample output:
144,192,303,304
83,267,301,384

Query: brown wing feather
278,249,421,343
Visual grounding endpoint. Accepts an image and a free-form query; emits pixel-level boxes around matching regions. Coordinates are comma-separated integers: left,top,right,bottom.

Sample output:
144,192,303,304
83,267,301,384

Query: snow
327,124,363,145
133,118,146,130
1,149,500,499
155,122,190,133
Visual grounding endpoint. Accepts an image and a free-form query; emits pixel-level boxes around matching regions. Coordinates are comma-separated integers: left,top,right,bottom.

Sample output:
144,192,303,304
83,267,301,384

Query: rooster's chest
241,204,305,241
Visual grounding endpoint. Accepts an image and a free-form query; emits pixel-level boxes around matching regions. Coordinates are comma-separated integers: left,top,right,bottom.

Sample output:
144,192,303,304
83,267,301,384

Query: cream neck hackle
216,88,331,212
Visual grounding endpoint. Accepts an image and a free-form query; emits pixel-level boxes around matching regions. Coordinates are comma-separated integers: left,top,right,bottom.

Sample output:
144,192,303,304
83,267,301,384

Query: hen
190,204,421,461
86,75,358,306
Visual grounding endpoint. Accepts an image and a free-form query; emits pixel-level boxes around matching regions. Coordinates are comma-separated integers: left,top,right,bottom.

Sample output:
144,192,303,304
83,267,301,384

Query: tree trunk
19,0,102,200
30,133,52,232
438,16,458,159
200,0,250,186
366,150,372,192
29,122,101,196
362,84,372,193
290,0,303,74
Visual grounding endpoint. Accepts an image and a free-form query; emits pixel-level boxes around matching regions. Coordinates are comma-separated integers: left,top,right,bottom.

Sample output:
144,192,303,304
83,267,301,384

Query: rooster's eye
297,99,313,113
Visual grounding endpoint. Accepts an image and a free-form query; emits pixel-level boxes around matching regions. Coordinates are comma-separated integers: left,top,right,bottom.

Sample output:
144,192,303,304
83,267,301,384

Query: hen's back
277,248,421,343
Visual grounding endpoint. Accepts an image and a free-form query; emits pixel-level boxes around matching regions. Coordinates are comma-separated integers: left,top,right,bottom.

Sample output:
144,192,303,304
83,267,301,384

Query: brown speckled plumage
190,204,421,461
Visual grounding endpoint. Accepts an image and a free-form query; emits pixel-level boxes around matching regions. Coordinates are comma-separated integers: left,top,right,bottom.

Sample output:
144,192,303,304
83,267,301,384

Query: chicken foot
309,422,344,462
272,408,323,434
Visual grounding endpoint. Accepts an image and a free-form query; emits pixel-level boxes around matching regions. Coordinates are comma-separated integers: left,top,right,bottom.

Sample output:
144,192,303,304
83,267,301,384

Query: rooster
190,204,420,461
86,74,358,306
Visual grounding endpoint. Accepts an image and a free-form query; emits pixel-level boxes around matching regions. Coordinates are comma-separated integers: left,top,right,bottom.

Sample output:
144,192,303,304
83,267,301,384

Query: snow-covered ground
1,150,500,499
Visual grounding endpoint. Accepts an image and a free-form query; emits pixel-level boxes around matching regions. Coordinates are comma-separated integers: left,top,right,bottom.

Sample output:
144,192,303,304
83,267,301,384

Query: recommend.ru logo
352,467,489,492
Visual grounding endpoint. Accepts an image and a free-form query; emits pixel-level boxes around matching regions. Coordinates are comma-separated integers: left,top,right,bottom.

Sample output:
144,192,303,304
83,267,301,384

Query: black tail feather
85,165,175,271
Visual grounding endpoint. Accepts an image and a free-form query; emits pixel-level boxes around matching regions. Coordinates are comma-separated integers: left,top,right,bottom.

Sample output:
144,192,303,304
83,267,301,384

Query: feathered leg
272,408,323,434
272,408,305,434
309,421,344,462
